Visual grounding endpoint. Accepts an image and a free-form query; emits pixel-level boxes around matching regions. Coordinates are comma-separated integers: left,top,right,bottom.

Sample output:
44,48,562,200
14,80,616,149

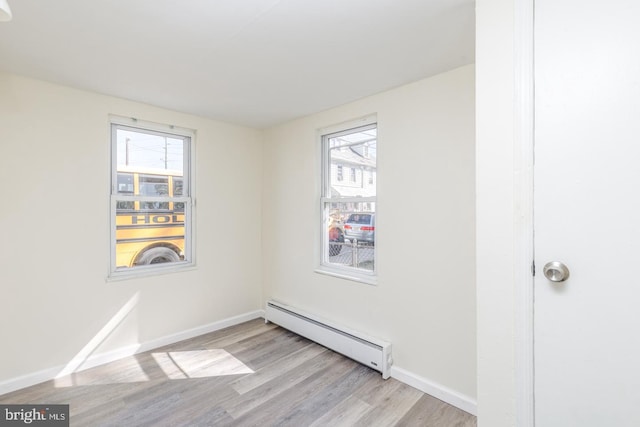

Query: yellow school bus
115,166,185,268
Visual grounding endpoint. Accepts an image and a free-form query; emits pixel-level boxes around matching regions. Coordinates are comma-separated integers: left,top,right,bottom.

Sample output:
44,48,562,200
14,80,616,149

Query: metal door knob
543,261,570,282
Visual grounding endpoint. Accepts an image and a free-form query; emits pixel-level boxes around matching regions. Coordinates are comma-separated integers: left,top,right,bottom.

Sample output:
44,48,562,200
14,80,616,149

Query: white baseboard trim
0,366,62,397
136,309,265,353
390,366,477,416
0,309,265,396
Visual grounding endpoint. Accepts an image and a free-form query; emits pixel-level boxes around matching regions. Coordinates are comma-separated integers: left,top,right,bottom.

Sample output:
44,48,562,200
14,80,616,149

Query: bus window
140,174,169,210
117,173,134,194
117,173,134,210
173,177,184,212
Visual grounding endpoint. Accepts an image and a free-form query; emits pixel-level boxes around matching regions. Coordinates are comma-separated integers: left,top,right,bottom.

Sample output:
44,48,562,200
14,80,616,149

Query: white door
535,0,640,425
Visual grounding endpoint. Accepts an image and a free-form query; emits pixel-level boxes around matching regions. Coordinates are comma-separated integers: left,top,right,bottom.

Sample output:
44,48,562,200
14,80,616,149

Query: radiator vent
265,300,392,379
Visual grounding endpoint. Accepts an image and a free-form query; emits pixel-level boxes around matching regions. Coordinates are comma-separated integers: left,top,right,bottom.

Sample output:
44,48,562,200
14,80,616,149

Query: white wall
262,65,476,402
0,73,263,386
0,65,478,410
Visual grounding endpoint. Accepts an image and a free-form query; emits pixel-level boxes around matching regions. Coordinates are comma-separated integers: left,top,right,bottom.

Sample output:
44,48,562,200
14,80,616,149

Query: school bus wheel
135,246,181,265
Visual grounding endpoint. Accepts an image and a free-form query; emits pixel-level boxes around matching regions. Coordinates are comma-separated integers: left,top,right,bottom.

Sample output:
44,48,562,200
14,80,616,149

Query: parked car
344,213,375,244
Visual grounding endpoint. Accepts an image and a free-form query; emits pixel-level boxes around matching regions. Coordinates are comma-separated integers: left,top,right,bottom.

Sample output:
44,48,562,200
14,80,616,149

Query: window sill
314,266,377,286
107,262,196,282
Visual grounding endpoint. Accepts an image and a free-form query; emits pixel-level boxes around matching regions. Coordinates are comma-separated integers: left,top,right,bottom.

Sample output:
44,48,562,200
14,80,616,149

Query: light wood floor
0,319,476,426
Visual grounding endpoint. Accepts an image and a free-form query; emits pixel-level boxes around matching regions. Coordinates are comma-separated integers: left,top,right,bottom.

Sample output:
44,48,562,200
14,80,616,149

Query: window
110,118,194,278
320,119,377,282
337,165,344,181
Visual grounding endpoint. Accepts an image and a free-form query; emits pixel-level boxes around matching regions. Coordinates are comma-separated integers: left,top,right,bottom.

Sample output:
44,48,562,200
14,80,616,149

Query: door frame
514,0,535,425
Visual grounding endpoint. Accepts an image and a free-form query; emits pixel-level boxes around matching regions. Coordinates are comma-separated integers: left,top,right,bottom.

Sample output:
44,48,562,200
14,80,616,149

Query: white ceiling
0,0,475,128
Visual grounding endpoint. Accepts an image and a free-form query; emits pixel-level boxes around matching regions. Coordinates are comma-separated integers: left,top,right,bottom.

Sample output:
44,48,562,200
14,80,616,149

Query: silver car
344,213,375,244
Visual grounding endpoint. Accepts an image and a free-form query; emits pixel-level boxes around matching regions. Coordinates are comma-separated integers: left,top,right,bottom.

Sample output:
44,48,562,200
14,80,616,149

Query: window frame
316,116,377,285
108,116,196,280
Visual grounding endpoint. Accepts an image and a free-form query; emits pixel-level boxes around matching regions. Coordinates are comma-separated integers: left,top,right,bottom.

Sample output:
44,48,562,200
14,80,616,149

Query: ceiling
0,0,475,129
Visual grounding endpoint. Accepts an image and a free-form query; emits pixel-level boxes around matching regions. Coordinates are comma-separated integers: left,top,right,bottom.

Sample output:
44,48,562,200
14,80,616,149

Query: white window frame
316,115,377,285
108,116,196,280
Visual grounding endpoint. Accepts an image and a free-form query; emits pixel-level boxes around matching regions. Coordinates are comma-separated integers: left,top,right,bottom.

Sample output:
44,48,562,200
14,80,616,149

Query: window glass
321,122,377,277
110,121,193,277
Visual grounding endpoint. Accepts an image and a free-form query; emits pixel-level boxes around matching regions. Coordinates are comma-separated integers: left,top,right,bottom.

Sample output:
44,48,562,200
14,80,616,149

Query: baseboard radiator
265,300,392,379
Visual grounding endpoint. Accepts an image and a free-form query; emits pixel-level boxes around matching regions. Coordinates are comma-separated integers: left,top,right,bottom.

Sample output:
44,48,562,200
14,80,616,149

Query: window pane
116,129,183,172
328,128,376,198
115,203,185,268
325,201,375,272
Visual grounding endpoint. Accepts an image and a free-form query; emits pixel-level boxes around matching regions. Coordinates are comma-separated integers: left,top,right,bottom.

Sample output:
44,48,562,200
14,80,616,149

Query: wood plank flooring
0,319,476,426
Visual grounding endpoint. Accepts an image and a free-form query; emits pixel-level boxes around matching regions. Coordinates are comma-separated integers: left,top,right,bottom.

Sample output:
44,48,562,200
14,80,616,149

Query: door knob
543,261,570,282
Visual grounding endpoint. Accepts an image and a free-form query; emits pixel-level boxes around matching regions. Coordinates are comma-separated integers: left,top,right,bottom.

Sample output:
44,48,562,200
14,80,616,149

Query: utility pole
164,137,168,169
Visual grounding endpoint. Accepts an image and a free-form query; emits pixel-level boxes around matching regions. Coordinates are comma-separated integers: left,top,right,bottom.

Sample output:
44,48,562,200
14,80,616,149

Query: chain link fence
328,240,374,271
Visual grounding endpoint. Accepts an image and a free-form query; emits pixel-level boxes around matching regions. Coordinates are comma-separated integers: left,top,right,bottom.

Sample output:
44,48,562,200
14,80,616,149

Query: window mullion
114,195,190,202
322,196,376,204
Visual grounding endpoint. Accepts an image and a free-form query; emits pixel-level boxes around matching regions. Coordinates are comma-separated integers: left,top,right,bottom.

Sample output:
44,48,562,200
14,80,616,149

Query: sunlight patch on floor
54,356,149,387
152,350,254,379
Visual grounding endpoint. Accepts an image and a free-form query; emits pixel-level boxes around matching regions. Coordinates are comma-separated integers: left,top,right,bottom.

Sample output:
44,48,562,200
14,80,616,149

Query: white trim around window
107,116,196,281
316,115,377,285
